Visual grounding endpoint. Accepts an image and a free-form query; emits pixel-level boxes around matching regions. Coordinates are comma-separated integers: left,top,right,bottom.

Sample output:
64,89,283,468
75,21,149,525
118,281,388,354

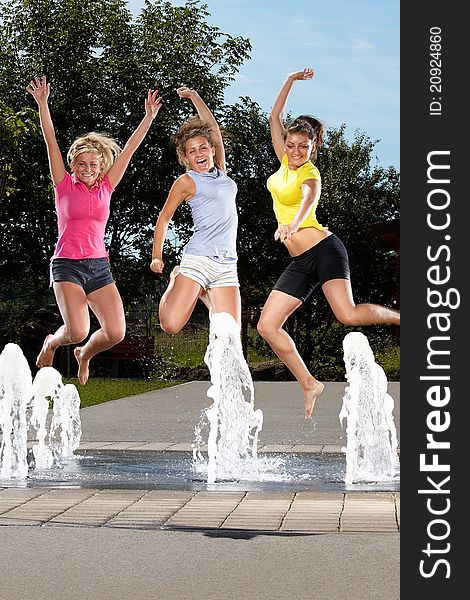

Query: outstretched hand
26,75,50,105
289,67,314,81
145,89,163,119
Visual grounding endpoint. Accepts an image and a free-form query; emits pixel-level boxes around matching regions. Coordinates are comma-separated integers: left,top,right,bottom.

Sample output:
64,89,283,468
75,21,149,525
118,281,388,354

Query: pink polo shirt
52,172,114,259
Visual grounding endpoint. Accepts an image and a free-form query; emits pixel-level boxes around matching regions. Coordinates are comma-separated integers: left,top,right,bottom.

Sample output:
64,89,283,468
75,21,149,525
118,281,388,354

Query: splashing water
0,344,32,478
0,343,82,479
30,367,62,468
193,312,283,484
50,384,82,461
339,332,399,485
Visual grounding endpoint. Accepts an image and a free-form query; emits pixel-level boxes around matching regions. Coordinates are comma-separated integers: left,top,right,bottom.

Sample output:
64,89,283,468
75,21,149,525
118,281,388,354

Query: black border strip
401,3,465,595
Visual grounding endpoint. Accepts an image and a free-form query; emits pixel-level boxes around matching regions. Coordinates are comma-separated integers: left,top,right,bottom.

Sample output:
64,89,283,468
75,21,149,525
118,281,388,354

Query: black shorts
50,257,115,295
273,234,350,303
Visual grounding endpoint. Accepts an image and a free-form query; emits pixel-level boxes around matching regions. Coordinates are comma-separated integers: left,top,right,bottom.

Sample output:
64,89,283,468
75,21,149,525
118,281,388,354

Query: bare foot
74,346,90,385
36,334,56,368
304,380,325,420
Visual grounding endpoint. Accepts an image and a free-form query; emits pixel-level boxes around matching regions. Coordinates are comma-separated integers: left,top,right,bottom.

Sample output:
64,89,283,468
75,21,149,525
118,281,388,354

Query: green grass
66,378,183,408
376,346,401,381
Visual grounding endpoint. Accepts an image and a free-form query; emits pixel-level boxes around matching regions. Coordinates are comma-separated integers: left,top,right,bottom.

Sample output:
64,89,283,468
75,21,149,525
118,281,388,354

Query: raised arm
176,87,226,172
26,76,66,185
269,67,314,162
150,175,195,274
107,89,163,188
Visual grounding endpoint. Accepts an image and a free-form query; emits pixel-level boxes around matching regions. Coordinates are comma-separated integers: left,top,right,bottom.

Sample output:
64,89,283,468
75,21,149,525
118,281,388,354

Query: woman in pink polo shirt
27,75,162,384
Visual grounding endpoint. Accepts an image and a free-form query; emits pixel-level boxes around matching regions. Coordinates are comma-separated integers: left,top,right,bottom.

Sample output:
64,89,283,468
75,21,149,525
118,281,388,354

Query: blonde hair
67,132,122,175
171,116,215,169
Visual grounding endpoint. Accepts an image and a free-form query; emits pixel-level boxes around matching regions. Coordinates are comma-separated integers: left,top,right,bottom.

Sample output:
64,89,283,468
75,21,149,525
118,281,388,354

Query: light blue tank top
184,168,238,261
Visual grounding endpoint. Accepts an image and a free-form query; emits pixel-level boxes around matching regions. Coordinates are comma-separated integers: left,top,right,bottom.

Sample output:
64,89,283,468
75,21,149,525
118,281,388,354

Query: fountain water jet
0,343,82,479
49,383,82,461
193,312,283,484
0,343,32,478
339,331,399,485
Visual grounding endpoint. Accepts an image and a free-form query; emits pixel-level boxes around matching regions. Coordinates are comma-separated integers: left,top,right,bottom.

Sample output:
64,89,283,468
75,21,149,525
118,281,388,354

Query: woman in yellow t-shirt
257,67,400,420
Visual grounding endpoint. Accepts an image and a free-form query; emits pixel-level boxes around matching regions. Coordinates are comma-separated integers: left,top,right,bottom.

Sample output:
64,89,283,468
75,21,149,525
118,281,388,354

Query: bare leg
158,269,203,334
36,282,90,368
73,283,126,385
257,290,324,419
198,288,213,315
205,286,241,325
322,279,400,326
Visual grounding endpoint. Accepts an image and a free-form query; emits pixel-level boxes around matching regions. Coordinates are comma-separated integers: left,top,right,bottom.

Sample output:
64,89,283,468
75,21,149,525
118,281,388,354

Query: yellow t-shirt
266,154,327,230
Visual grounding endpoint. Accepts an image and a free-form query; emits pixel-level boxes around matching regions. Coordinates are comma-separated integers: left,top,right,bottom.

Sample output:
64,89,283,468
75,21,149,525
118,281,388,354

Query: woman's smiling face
184,136,216,172
284,132,315,169
71,151,102,186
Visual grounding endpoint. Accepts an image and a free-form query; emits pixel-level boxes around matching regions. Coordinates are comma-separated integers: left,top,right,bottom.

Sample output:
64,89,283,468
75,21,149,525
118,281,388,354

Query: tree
0,0,251,352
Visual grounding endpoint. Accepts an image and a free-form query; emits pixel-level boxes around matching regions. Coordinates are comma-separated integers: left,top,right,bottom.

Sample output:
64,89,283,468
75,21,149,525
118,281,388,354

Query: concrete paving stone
125,442,173,451
0,517,43,526
0,488,46,499
0,489,96,523
282,524,340,532
166,493,243,527
193,491,245,499
171,510,237,516
341,514,397,522
145,490,195,499
166,443,193,451
341,523,398,532
78,440,120,450
78,442,115,449
168,517,228,527
0,489,46,513
285,507,341,514
245,491,294,500
288,499,344,507
223,515,284,523
283,514,340,522
259,444,295,452
291,445,325,453
220,522,279,531
96,442,145,450
282,518,340,527
321,445,344,453
297,491,344,499
49,490,146,526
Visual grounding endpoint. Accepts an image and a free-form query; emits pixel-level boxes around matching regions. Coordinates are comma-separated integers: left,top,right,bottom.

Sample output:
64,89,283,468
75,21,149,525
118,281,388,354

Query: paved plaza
0,380,400,600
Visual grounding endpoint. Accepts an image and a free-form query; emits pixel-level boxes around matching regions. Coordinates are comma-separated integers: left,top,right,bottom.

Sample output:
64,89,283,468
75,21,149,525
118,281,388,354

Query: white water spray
50,383,82,460
193,312,280,484
0,343,82,479
30,367,62,468
0,344,32,479
339,332,399,485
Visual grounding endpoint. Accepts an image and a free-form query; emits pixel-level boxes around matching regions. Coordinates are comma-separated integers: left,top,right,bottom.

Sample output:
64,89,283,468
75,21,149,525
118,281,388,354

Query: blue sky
127,0,399,169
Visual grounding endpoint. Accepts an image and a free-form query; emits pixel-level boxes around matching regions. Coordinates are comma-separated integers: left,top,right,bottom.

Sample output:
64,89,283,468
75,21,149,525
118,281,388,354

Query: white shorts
179,254,239,290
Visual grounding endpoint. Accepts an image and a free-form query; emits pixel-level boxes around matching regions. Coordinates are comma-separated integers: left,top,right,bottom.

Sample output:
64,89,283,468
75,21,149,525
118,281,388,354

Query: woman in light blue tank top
150,87,241,333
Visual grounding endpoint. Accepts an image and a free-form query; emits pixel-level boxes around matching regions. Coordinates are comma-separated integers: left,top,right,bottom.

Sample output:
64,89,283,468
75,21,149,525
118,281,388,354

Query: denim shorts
179,253,239,290
273,234,350,303
50,257,115,295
